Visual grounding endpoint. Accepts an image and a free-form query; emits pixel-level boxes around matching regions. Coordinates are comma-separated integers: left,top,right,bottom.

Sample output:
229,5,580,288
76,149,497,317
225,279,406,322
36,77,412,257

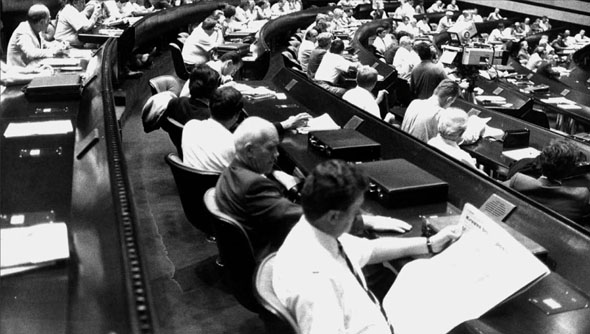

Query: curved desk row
0,2,243,333
254,2,590,296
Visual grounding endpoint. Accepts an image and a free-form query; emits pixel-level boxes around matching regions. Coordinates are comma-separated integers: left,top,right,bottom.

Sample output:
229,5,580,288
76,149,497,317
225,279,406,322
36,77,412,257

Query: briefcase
358,159,448,207
216,43,250,57
308,129,381,162
24,74,81,101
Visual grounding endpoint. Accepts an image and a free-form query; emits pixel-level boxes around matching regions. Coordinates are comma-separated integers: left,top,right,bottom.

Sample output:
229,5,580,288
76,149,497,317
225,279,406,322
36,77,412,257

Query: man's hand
375,89,388,104
281,112,312,130
363,215,412,233
430,224,463,253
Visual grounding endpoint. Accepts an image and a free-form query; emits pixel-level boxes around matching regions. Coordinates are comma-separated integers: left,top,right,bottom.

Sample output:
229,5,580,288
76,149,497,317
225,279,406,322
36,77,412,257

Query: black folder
24,74,81,101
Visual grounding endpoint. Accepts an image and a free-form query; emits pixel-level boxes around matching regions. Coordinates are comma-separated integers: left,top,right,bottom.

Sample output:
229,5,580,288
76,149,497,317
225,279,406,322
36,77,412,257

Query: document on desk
383,203,550,334
3,120,73,138
501,147,541,161
297,113,340,133
1,222,70,276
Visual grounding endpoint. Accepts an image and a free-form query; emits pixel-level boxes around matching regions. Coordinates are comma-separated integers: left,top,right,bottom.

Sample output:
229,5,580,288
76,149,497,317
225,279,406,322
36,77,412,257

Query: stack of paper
475,95,506,105
3,120,73,138
1,223,70,276
297,113,340,134
502,147,541,161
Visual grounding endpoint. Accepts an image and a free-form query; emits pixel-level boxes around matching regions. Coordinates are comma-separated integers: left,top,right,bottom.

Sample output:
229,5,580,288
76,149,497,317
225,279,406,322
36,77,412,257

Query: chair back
149,75,182,96
161,119,184,158
282,51,302,71
168,43,190,80
203,188,261,313
165,153,220,236
254,253,300,334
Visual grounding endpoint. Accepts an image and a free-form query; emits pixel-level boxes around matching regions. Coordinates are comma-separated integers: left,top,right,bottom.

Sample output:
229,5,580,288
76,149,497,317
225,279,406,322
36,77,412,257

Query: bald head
234,117,279,174
28,4,50,24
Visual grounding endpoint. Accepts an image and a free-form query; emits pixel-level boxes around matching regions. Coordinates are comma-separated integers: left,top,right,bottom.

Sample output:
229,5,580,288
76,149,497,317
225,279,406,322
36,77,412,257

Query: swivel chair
165,154,220,238
203,188,261,313
168,43,190,80
254,252,301,334
148,75,182,96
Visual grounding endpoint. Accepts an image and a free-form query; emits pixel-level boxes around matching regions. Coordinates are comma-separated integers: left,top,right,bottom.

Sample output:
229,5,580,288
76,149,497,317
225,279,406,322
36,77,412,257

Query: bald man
215,117,303,258
7,4,67,67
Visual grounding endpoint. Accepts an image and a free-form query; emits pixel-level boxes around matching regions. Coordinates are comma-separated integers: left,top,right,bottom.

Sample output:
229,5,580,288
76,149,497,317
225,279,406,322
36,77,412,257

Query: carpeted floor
121,52,265,334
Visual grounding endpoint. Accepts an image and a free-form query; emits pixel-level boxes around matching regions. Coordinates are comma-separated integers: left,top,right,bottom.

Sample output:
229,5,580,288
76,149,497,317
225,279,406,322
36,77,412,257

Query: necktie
337,240,395,334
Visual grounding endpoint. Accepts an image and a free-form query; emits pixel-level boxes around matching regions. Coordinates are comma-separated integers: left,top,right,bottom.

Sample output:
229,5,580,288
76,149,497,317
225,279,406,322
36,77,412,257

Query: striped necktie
337,240,395,334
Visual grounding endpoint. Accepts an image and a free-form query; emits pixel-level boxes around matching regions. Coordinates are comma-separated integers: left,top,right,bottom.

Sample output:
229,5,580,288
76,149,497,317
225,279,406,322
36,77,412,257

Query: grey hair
437,107,468,142
233,116,276,158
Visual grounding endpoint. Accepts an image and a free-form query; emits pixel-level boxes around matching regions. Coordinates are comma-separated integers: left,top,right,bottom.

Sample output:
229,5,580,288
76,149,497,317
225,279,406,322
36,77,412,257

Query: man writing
273,159,461,334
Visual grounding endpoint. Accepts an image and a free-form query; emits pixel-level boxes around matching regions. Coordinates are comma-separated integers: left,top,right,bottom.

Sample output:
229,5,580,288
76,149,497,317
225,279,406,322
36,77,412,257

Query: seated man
517,41,530,64
401,79,460,142
215,117,400,259
206,51,243,84
182,87,311,172
487,7,503,21
7,4,67,67
504,139,590,224
392,36,419,81
307,32,332,79
273,159,462,334
314,39,359,97
170,64,221,124
574,29,590,43
436,11,454,33
182,86,244,172
55,0,102,47
298,29,318,73
182,17,224,68
343,65,388,120
427,108,478,169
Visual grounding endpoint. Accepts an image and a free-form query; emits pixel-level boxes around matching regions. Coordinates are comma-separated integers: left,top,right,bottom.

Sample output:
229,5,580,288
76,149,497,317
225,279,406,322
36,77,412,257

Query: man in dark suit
215,117,303,258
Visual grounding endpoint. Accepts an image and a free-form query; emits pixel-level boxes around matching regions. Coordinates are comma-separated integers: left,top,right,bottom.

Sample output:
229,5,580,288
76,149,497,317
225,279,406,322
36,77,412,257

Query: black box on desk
358,159,448,207
308,129,380,162
216,43,250,57
0,121,75,220
24,74,81,101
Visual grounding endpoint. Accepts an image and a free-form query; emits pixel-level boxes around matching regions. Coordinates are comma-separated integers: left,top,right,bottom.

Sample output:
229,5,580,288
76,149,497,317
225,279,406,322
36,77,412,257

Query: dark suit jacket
505,173,590,224
215,159,303,257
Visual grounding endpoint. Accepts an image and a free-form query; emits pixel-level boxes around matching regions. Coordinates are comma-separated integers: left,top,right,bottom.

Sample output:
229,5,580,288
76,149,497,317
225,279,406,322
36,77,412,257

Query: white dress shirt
314,52,354,84
55,4,93,46
343,86,380,118
181,118,235,173
273,217,392,334
392,47,419,80
428,134,477,168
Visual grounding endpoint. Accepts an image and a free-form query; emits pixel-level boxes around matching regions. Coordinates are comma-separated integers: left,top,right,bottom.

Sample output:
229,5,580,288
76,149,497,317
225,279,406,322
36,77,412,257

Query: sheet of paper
3,120,73,138
1,223,69,270
297,113,340,133
383,204,549,334
501,147,541,161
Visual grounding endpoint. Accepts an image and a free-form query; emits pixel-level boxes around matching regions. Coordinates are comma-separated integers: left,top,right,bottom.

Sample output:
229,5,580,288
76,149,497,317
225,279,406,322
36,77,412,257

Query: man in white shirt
55,0,102,47
182,17,224,67
436,11,454,33
314,39,359,97
273,159,461,334
574,29,590,43
182,86,243,172
401,79,460,142
428,108,477,168
298,29,318,72
7,4,67,67
392,36,419,81
343,66,388,119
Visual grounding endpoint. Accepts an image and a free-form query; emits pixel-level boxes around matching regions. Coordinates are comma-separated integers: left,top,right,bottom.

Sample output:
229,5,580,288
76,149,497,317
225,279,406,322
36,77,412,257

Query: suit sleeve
244,177,303,228
17,33,54,61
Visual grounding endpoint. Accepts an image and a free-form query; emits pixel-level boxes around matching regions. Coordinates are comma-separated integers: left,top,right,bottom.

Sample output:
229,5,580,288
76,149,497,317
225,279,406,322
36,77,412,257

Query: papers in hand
475,95,506,105
297,113,340,134
1,223,70,276
502,147,541,161
383,203,549,334
3,120,73,138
